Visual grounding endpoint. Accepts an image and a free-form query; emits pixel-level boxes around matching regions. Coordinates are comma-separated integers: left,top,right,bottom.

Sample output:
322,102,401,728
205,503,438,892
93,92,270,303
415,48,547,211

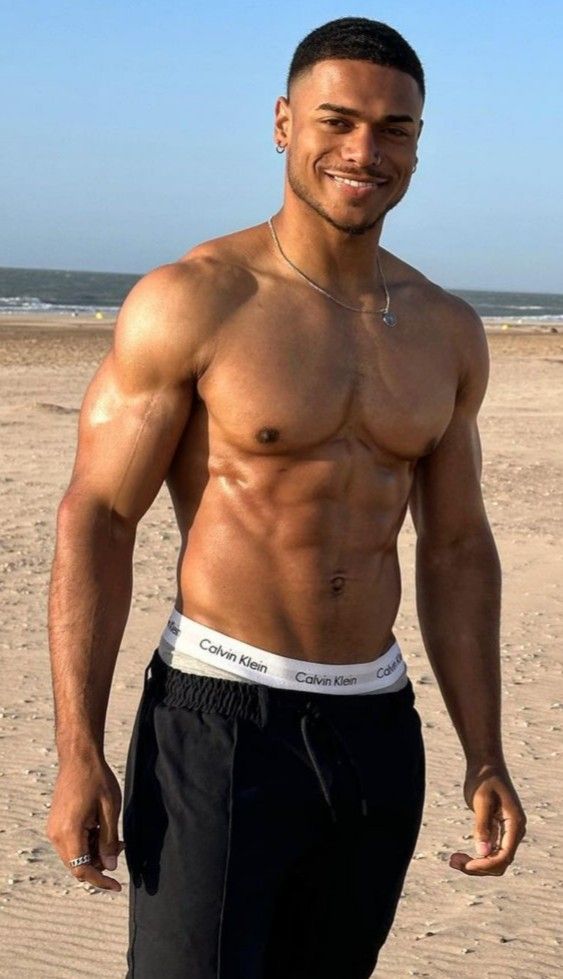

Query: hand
46,754,124,892
449,763,526,876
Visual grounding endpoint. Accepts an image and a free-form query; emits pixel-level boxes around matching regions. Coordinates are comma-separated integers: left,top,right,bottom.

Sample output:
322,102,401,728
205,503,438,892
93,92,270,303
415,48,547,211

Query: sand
0,314,561,978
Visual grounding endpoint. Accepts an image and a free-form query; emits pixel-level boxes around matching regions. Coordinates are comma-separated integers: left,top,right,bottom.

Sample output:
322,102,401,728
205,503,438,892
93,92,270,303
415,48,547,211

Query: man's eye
384,128,408,137
323,118,348,128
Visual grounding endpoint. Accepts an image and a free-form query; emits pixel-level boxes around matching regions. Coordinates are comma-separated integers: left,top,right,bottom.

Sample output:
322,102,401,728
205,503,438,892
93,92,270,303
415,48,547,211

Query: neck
272,193,386,296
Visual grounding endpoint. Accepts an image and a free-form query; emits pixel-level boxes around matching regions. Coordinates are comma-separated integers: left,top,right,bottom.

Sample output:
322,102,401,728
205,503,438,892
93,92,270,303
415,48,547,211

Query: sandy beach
0,314,561,978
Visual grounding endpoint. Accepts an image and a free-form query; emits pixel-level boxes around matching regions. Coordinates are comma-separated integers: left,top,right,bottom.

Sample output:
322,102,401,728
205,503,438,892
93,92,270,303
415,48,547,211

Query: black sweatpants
123,648,425,979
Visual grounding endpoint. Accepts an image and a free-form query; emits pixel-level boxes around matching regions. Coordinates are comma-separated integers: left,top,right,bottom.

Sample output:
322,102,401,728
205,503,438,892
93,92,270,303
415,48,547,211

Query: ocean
1,266,562,323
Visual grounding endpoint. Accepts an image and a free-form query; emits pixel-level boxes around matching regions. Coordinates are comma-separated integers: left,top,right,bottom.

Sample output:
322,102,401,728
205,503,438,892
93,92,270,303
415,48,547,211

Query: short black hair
287,17,425,101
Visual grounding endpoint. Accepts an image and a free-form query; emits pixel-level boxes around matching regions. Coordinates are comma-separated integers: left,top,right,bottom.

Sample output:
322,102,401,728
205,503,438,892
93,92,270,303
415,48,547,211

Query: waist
159,607,408,695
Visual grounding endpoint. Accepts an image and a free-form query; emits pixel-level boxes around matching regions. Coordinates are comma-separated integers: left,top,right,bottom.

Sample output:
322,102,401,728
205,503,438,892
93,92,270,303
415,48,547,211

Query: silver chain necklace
267,216,397,326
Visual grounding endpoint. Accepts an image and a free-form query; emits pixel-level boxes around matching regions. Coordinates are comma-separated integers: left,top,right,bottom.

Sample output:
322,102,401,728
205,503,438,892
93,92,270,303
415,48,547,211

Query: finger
82,826,107,871
473,789,496,857
70,861,123,892
87,829,106,871
450,850,477,873
449,849,509,875
493,812,523,865
64,825,122,892
62,820,93,872
98,794,121,871
451,797,527,876
449,825,522,877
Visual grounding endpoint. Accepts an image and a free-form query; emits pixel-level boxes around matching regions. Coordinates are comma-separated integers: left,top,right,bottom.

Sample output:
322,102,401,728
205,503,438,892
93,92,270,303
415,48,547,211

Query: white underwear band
159,607,407,695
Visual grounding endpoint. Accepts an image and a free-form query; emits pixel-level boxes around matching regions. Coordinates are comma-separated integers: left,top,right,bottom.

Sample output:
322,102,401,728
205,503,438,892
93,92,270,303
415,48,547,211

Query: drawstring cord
300,702,369,821
300,712,338,823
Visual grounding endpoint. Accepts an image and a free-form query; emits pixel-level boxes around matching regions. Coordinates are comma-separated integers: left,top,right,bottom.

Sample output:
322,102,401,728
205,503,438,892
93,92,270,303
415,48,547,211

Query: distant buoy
95,311,104,319
501,323,510,330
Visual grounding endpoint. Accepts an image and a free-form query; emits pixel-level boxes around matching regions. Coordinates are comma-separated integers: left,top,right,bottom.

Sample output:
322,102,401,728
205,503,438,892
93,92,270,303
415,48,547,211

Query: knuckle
102,784,120,805
46,818,59,842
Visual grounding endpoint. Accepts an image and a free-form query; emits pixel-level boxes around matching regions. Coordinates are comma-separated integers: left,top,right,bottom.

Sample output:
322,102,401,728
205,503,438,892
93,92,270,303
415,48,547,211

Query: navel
256,427,280,444
330,575,346,596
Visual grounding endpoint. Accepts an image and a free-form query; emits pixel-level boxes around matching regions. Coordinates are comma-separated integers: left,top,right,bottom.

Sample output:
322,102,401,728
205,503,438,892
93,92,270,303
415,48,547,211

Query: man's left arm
409,305,526,876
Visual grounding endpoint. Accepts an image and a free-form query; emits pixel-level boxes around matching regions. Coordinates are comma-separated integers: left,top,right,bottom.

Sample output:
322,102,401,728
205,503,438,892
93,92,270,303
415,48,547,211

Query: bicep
410,407,488,545
410,308,491,545
63,266,198,526
68,351,193,525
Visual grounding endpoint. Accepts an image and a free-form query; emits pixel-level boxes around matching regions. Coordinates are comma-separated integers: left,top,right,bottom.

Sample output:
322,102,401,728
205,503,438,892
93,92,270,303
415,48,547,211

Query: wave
478,303,545,311
0,295,119,315
482,315,563,324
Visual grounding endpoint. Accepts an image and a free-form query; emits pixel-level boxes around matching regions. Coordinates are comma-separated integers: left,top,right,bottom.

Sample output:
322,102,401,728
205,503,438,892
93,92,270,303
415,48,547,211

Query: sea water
1,266,562,324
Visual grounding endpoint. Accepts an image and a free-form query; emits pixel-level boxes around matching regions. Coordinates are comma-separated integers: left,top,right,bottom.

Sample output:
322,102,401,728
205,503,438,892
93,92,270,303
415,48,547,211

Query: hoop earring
275,144,286,154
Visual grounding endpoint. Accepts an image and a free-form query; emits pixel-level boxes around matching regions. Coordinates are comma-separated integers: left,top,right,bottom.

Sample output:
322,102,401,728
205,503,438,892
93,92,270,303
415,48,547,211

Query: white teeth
330,174,376,188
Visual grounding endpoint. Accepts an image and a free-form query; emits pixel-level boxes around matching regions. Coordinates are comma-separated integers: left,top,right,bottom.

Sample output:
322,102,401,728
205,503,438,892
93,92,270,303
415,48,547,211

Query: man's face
275,59,423,235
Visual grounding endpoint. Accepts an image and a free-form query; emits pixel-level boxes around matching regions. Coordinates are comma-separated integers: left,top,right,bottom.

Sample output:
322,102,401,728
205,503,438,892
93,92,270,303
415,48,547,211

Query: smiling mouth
324,171,389,189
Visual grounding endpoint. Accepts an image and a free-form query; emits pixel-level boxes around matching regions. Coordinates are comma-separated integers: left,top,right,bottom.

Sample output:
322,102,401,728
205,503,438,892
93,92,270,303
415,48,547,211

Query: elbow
56,486,136,547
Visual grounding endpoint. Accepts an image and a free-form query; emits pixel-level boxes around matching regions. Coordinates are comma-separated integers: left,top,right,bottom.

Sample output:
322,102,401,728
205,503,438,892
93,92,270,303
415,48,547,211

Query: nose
341,126,382,167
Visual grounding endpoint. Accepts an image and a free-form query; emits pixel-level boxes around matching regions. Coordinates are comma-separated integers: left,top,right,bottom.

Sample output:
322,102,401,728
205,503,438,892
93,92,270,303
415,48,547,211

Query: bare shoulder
385,249,489,398
114,233,261,388
385,248,484,333
425,282,489,401
181,221,270,282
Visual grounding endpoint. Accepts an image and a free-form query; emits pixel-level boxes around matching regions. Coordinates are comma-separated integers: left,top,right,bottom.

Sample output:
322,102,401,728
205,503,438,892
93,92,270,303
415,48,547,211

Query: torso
163,224,465,663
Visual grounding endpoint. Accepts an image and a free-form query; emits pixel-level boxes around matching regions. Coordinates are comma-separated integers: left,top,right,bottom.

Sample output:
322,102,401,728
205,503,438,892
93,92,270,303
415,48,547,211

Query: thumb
98,795,120,871
473,789,495,857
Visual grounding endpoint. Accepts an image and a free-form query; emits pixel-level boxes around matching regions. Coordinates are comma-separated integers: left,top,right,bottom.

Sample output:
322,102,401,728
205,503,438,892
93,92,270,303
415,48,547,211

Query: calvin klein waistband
159,607,408,695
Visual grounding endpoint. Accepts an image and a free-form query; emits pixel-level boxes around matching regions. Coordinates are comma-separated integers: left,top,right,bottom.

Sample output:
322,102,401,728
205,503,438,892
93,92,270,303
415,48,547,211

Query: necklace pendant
382,311,397,327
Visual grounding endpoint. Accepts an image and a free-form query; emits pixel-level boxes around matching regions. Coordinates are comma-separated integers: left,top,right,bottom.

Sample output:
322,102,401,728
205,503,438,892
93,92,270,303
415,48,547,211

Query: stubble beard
286,154,407,236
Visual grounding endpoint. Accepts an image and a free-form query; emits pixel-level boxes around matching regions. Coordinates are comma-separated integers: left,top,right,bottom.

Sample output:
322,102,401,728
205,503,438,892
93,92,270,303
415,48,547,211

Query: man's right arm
46,262,204,890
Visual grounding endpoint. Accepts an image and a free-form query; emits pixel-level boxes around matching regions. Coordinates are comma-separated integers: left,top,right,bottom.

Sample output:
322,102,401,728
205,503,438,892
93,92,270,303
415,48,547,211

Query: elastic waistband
160,607,407,695
145,647,415,725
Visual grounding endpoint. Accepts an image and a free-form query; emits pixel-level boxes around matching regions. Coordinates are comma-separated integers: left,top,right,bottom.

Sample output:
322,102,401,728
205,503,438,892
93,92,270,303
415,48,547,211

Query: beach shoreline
0,310,562,335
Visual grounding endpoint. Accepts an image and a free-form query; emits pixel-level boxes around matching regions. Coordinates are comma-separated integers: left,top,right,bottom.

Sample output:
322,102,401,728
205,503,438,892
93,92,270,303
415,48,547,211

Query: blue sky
2,0,562,291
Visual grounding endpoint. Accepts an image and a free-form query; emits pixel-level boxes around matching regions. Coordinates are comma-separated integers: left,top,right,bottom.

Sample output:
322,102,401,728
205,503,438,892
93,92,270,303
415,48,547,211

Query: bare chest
198,307,459,461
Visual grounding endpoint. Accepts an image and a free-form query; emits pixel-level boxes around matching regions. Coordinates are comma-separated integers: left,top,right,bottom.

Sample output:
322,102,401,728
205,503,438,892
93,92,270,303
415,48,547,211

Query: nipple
256,427,280,444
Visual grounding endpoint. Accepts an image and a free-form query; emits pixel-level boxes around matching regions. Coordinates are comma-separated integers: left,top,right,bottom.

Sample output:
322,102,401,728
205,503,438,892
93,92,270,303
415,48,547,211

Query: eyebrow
315,103,415,124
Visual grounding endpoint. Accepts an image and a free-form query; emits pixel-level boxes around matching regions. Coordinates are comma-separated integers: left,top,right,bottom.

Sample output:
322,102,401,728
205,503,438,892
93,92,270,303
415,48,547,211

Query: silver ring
69,853,91,868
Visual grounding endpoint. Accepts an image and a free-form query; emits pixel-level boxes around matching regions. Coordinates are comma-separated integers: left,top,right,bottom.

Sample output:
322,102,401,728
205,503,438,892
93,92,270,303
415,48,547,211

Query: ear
274,96,291,149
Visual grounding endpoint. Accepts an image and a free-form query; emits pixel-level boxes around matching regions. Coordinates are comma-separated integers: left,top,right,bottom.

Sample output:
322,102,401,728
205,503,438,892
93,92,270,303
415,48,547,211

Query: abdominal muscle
171,444,412,666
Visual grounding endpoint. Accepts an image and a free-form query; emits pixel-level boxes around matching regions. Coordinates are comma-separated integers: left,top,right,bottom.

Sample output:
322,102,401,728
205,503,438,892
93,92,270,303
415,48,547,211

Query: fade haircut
287,17,425,101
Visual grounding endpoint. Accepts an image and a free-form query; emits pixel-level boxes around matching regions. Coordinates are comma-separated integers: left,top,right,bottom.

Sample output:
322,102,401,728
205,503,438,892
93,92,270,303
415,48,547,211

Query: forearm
48,495,135,761
415,528,504,768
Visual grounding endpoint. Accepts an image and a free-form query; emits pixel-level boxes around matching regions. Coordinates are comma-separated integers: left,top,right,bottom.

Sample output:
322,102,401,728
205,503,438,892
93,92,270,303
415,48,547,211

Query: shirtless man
47,17,526,979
